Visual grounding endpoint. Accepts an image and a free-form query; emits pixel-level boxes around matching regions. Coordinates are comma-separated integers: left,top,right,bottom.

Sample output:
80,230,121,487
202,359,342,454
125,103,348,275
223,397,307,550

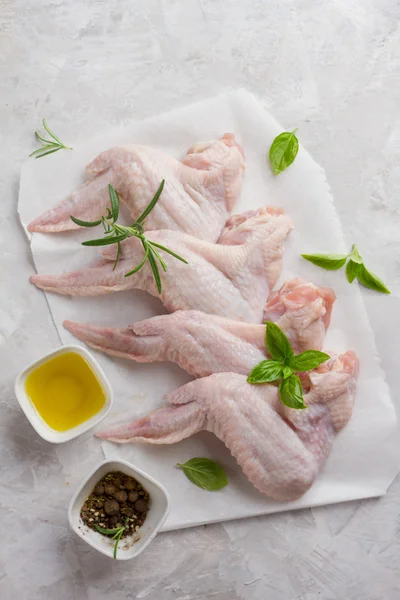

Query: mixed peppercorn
80,470,150,538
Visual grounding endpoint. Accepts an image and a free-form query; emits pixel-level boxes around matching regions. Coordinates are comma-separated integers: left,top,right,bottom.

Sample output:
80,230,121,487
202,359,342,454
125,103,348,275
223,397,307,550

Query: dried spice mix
81,471,150,538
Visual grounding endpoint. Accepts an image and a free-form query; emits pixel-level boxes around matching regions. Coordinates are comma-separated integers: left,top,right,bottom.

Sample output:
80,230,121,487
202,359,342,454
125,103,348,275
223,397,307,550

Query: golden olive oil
25,352,106,431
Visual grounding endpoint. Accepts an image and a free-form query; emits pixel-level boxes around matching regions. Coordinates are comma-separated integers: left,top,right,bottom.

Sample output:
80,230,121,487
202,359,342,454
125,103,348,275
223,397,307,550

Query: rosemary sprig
70,179,188,293
30,118,72,159
94,517,129,559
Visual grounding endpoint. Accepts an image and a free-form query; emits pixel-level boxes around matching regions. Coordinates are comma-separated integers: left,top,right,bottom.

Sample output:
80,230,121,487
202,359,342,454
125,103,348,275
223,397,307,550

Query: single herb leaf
247,360,283,384
282,365,293,379
43,118,62,144
265,322,294,365
269,129,299,175
149,241,188,264
82,233,128,246
35,131,55,145
356,263,391,294
301,253,348,270
113,531,123,559
279,374,307,409
348,243,363,264
290,350,330,372
113,241,121,271
151,244,168,272
70,215,103,227
108,185,120,223
124,243,149,277
137,179,165,224
346,259,360,283
32,147,63,159
94,525,122,535
177,458,228,491
147,247,162,293
29,144,57,157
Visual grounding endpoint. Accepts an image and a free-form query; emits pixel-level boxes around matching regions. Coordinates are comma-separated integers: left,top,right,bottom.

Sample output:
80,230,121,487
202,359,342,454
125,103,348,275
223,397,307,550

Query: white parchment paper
18,90,399,531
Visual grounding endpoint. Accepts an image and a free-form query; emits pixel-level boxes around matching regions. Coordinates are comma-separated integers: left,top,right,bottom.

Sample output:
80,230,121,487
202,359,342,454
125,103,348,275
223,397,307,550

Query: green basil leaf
281,365,293,379
108,184,120,223
269,129,299,175
82,232,128,246
279,374,307,409
346,259,360,283
301,253,348,270
247,360,283,384
290,350,330,372
348,243,363,264
356,264,390,294
177,458,228,491
265,322,294,365
70,215,102,228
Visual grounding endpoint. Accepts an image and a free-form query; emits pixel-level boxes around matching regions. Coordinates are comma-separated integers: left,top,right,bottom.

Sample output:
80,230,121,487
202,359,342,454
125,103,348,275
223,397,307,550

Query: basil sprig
247,322,329,409
177,458,228,491
302,244,390,294
269,129,299,175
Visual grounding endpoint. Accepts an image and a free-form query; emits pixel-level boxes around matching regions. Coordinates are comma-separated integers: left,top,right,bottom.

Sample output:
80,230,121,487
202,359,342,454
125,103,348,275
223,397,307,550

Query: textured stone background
1,1,399,598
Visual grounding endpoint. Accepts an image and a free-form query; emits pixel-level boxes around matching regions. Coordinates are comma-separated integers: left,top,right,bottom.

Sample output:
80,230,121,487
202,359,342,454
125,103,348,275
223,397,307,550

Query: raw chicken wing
31,206,293,323
97,352,359,501
64,279,335,377
28,134,245,242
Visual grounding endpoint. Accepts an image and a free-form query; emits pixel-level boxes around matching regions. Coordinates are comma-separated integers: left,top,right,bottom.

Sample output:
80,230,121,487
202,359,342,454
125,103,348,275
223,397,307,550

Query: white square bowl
68,459,170,560
14,344,113,443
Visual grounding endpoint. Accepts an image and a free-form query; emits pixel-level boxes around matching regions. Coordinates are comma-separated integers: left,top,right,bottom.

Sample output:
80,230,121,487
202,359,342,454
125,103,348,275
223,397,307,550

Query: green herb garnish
94,517,129,559
302,244,390,294
30,118,72,159
247,322,330,409
300,253,348,271
177,458,228,491
269,129,299,175
71,180,188,293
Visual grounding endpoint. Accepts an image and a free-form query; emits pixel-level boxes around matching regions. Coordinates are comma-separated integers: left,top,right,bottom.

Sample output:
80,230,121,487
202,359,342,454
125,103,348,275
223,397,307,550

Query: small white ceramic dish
14,344,113,443
68,459,170,560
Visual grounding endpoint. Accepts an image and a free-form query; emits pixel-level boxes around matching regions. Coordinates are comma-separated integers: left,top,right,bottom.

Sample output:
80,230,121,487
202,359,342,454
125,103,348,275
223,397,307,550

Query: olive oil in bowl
15,346,113,442
25,351,106,432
